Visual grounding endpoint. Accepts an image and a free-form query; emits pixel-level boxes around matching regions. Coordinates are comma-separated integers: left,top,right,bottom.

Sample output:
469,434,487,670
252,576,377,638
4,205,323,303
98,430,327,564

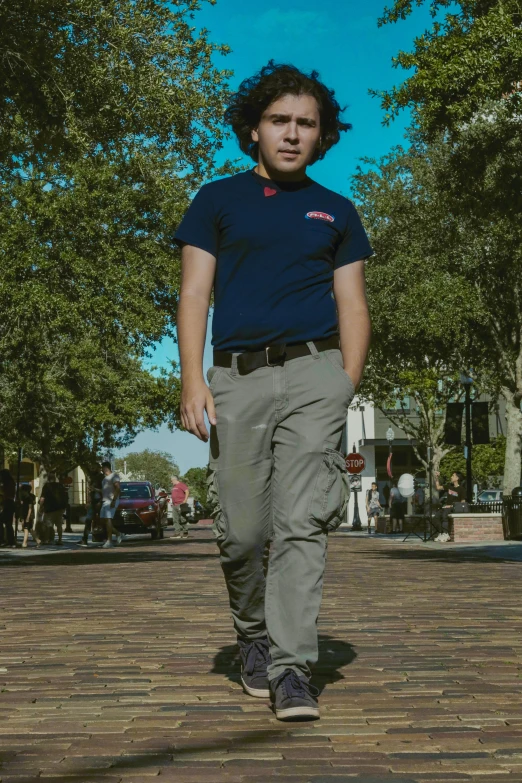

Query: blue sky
117,0,436,473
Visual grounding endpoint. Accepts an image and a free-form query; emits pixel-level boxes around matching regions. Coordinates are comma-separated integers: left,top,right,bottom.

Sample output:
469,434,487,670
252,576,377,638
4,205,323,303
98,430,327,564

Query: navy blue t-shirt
174,169,373,352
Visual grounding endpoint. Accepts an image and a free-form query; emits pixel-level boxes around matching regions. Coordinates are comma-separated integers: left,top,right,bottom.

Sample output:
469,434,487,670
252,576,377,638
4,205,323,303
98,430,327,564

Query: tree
115,450,179,489
352,145,484,480
375,0,522,139
182,467,208,504
373,0,522,491
0,0,232,173
0,0,232,471
440,436,506,488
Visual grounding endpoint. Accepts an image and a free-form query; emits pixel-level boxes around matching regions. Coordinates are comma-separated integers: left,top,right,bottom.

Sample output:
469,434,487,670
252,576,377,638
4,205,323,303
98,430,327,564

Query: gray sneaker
102,539,114,548
270,669,320,721
116,532,125,545
238,637,270,698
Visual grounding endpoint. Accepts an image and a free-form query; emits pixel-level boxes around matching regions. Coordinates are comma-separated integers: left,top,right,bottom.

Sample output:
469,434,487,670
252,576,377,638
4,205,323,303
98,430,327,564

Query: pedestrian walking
389,481,405,534
19,484,40,548
100,461,124,548
39,473,68,545
176,62,372,721
79,467,103,546
0,468,17,548
170,475,190,539
365,482,382,534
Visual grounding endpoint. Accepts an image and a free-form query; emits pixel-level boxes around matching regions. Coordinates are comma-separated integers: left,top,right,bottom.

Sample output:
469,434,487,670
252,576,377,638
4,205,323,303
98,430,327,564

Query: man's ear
251,127,259,143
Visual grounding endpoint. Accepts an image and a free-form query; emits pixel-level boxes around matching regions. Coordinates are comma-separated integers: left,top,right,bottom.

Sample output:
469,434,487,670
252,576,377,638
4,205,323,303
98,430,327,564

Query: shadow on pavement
32,636,358,782
212,633,356,694
0,537,218,568
25,726,341,783
364,543,522,564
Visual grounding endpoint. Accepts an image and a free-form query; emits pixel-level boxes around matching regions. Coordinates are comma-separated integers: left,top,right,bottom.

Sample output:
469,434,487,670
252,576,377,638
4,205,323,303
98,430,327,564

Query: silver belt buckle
265,344,286,366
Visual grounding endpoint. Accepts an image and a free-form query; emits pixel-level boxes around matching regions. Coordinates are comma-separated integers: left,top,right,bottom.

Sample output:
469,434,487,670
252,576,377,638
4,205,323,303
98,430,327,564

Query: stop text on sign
345,452,366,474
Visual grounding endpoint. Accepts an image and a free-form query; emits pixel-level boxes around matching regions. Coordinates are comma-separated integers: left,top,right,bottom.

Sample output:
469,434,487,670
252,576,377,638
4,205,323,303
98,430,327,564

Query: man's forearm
177,291,210,383
338,307,371,390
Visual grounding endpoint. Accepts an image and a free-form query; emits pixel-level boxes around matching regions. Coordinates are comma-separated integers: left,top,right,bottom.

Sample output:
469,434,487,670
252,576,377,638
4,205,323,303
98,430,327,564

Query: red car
92,481,167,541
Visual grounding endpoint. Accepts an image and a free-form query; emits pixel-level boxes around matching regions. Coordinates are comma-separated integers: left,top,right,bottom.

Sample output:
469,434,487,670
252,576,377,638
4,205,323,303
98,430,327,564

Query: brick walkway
2,529,522,783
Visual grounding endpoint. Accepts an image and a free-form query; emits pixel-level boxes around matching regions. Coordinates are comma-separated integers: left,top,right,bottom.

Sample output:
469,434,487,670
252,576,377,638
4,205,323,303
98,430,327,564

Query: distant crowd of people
364,471,467,535
0,468,69,548
0,463,201,549
0,461,123,549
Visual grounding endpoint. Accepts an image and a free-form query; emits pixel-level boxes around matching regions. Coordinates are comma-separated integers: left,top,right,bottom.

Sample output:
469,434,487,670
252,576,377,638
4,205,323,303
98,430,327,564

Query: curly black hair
224,61,352,164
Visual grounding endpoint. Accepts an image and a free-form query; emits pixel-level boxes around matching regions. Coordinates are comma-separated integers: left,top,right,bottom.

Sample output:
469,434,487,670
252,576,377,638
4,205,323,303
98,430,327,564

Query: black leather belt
213,335,340,375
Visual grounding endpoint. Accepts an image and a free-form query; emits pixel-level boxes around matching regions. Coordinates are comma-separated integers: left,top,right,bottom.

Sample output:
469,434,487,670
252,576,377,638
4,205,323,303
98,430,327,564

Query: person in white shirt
100,461,124,548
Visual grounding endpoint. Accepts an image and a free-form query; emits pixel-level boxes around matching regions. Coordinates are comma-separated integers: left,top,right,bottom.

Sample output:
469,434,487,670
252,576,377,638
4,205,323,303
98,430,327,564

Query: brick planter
449,513,504,543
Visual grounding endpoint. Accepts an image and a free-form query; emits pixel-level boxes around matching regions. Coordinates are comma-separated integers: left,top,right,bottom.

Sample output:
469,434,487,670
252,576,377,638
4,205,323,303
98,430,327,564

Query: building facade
346,392,506,527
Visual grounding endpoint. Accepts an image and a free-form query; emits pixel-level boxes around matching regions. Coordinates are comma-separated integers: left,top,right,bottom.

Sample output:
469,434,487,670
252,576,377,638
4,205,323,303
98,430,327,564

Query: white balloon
398,473,415,498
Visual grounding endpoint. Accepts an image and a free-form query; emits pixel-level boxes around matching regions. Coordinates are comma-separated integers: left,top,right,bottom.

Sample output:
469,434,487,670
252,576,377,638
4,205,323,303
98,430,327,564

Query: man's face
171,477,178,486
103,466,111,476
251,93,321,179
451,473,458,483
372,484,377,491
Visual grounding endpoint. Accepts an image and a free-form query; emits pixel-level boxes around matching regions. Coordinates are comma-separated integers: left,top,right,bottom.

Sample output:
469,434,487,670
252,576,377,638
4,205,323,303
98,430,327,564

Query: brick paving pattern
2,529,522,782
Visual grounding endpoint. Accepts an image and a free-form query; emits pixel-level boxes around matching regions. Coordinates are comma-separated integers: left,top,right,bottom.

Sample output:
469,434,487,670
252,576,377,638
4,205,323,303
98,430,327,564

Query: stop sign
345,452,366,474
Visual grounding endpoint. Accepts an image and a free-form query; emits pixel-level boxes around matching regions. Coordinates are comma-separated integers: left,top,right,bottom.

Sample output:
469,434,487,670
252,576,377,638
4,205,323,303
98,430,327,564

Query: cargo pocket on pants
206,468,228,543
309,447,351,533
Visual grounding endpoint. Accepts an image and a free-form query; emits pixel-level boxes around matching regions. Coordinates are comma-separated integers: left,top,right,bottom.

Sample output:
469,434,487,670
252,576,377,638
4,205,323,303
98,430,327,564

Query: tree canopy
368,0,522,491
0,0,232,471
0,0,231,174
181,466,208,504
115,450,179,489
376,0,522,137
352,144,484,475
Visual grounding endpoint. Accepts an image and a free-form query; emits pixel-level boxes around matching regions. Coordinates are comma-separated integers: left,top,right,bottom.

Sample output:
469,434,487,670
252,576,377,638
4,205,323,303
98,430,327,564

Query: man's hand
181,378,217,442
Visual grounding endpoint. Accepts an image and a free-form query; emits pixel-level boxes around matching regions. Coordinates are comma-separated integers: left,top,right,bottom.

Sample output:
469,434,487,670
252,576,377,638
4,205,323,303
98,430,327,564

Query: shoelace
239,638,270,677
276,669,319,700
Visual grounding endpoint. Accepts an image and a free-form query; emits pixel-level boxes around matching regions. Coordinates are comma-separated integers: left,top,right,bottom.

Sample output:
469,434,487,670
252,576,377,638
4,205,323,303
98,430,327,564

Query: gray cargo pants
206,343,354,681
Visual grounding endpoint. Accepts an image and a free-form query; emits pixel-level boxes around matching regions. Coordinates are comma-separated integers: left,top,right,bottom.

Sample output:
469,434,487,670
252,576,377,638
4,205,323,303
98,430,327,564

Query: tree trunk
503,390,522,494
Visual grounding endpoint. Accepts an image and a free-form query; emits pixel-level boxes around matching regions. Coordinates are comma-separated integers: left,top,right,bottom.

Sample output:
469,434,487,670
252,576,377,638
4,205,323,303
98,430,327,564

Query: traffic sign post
345,448,365,531
345,452,366,474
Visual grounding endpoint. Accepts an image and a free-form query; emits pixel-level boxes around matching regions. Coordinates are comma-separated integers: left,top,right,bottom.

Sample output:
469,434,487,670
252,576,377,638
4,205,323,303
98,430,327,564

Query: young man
175,62,372,721
170,475,190,539
100,461,124,548
366,481,382,534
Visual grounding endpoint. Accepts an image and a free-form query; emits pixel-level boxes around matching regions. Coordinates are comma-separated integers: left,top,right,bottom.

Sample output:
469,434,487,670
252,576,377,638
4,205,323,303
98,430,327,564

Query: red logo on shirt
305,211,334,223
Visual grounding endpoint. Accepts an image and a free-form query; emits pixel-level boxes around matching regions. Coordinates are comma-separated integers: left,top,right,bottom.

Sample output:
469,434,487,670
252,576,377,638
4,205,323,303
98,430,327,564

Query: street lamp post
459,373,474,504
350,442,362,531
386,426,395,479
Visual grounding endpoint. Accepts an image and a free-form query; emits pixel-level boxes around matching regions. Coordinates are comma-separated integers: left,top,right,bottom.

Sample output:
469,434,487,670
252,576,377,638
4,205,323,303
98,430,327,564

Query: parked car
477,489,503,504
92,481,168,541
